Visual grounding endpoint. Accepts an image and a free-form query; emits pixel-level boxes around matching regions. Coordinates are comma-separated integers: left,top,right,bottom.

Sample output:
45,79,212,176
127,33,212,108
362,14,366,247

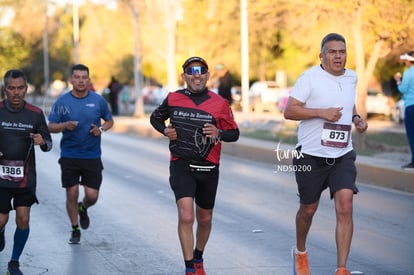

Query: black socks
193,248,203,261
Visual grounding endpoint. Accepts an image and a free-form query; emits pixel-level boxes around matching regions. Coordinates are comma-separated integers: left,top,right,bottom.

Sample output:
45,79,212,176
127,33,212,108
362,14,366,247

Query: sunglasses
184,66,208,75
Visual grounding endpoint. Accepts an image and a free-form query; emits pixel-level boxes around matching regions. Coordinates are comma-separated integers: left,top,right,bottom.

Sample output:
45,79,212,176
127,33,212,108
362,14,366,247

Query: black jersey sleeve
150,96,170,135
37,110,53,152
219,128,239,142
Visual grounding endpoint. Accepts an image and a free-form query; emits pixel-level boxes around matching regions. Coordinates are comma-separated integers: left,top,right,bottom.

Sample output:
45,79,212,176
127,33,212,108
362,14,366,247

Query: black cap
182,56,209,70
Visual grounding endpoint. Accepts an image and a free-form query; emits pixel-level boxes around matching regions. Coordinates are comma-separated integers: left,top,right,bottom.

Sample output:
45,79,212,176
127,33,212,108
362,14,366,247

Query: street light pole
131,2,144,117
240,0,249,125
43,0,50,97
165,0,179,91
73,0,79,64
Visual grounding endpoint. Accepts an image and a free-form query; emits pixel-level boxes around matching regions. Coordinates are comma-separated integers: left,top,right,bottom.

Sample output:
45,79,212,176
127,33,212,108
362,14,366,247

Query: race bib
0,160,25,183
321,122,351,148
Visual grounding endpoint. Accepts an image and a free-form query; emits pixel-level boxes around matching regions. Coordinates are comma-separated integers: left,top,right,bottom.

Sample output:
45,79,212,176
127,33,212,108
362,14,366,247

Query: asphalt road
0,133,413,275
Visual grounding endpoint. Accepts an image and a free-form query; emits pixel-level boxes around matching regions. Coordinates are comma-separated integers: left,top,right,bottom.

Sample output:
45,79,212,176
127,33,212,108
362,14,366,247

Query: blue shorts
59,157,103,190
0,187,38,214
293,150,359,204
169,159,219,209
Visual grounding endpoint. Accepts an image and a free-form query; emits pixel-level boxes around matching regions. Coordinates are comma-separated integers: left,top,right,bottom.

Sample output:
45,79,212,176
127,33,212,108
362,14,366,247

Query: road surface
0,132,413,275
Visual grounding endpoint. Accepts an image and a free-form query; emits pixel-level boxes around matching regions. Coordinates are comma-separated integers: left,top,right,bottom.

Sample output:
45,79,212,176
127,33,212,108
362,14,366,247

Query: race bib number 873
321,122,351,148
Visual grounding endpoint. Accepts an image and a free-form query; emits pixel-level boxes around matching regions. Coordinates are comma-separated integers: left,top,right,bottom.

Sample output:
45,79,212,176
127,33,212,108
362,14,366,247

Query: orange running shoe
292,246,310,275
194,259,206,275
335,267,351,275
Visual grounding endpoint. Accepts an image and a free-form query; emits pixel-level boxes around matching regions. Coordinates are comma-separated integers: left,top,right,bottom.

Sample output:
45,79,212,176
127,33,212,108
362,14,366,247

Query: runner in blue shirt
48,64,113,244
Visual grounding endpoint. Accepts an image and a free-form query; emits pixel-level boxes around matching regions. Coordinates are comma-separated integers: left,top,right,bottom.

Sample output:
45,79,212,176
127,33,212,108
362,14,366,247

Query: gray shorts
292,150,359,204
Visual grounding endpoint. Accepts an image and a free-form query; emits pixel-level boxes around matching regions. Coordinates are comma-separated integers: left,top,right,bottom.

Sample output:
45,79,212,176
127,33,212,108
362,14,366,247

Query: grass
241,129,298,144
354,131,409,156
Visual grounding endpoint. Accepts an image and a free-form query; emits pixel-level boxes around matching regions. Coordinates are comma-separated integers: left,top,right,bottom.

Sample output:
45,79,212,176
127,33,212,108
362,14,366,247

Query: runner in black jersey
0,69,52,275
150,56,239,275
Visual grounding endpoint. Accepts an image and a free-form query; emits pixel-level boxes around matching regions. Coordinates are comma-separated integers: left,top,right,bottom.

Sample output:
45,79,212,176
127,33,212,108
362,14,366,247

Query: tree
280,0,414,117
0,28,30,78
1,0,413,110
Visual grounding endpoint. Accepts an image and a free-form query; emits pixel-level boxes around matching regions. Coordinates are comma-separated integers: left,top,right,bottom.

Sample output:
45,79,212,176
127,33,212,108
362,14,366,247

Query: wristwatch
217,129,223,140
352,114,361,121
99,126,105,133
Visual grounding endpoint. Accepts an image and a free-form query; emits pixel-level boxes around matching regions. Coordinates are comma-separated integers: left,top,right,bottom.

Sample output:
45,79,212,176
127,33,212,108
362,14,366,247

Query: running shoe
69,229,81,244
185,268,196,275
402,162,414,170
194,259,206,275
7,260,23,275
335,267,351,275
78,202,90,229
0,226,5,252
292,246,310,275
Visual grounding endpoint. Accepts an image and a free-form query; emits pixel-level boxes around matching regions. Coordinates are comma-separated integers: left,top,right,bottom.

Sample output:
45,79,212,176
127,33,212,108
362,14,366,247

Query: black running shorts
292,150,358,204
59,157,103,190
0,187,38,213
169,159,219,209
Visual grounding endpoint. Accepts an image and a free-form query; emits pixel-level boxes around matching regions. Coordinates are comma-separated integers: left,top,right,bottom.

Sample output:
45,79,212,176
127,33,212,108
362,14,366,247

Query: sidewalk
111,115,414,194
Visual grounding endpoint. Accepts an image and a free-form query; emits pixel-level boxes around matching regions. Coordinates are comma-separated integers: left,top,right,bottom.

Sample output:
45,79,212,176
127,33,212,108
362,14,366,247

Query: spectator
215,64,233,105
107,76,121,115
394,51,414,170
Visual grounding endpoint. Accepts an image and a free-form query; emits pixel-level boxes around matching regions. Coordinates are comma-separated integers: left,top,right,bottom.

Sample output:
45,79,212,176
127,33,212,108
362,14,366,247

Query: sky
0,7,13,26
58,0,117,9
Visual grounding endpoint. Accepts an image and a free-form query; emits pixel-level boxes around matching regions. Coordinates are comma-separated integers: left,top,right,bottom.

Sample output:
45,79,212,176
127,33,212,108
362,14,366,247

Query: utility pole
73,0,79,64
43,0,50,97
131,1,144,117
165,0,180,91
240,0,249,124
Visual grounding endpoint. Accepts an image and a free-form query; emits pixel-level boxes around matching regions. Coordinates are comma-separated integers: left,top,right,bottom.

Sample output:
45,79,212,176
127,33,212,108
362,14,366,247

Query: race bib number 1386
0,160,25,183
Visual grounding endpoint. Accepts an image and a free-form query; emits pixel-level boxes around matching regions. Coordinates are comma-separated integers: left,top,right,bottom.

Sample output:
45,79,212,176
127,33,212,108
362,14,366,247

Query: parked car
249,81,283,112
150,87,169,105
119,85,135,104
141,85,161,104
392,99,405,123
366,88,391,117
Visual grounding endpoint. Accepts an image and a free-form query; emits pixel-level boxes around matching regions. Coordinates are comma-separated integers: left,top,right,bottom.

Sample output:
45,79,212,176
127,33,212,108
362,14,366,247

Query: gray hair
320,33,346,53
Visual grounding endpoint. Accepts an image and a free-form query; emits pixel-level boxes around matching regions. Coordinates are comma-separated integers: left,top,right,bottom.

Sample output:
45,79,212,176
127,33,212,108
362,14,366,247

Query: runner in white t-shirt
284,33,368,275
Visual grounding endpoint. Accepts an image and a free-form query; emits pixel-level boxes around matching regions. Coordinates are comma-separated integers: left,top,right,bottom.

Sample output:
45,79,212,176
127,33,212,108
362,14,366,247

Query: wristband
217,129,223,140
99,126,105,133
352,114,361,121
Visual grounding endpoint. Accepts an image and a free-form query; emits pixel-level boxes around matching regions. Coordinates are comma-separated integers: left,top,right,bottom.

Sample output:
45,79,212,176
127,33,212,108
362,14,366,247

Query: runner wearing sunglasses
0,69,52,275
150,56,239,275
